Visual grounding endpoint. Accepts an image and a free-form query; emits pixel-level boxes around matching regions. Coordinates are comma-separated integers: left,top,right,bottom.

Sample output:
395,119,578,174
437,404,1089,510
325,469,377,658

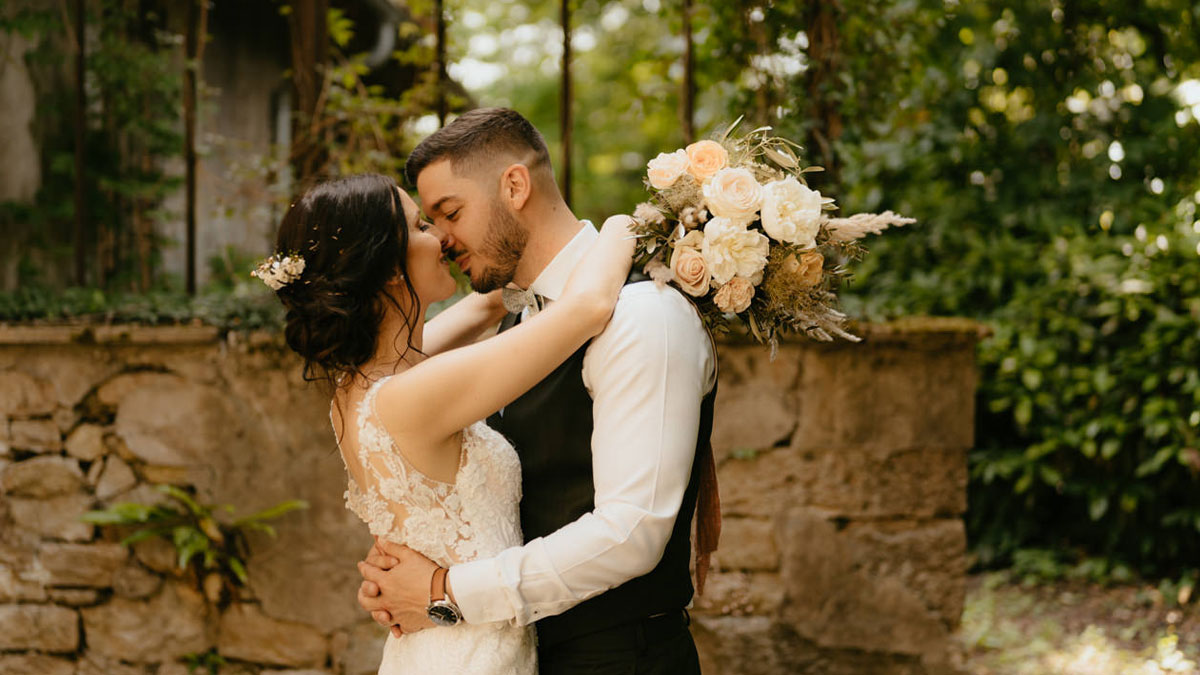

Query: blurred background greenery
1,0,1198,587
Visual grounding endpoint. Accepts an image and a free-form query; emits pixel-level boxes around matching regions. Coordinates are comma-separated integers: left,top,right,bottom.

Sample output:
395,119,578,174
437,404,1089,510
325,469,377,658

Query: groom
356,107,718,674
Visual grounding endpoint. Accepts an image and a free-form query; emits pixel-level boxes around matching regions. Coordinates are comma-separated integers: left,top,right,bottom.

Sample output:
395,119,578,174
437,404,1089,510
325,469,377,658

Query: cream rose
714,277,755,313
646,149,690,190
670,231,709,297
760,177,823,247
701,217,770,285
702,167,763,221
685,140,729,182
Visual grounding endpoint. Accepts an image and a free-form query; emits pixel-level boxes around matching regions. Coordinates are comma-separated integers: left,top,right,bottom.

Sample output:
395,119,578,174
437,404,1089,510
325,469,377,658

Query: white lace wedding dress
335,375,536,674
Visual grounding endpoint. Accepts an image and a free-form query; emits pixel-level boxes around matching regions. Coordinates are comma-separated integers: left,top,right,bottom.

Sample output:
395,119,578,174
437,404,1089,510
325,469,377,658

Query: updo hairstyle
271,173,423,385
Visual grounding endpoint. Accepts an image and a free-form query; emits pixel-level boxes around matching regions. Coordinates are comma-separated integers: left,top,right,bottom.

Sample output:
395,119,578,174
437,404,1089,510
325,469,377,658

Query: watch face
428,602,461,627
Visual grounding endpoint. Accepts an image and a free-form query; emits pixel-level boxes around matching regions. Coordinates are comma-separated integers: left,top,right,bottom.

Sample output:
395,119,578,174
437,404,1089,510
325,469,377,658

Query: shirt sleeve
446,282,716,625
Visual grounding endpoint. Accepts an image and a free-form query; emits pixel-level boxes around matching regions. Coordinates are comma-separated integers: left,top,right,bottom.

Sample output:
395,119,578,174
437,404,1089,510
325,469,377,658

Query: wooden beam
559,0,572,208
73,0,86,286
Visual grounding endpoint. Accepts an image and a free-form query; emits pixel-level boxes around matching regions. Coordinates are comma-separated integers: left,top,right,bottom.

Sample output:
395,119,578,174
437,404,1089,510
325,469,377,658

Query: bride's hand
559,215,637,333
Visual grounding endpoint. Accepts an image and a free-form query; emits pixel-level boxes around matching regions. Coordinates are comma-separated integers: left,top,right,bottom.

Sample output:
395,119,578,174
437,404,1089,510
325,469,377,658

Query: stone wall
0,319,981,674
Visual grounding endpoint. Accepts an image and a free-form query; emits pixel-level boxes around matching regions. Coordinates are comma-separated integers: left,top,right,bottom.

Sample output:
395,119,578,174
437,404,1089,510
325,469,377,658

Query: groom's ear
498,163,533,211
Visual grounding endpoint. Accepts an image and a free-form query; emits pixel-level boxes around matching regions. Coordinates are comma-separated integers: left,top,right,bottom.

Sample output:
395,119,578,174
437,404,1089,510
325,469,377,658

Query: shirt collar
528,221,596,302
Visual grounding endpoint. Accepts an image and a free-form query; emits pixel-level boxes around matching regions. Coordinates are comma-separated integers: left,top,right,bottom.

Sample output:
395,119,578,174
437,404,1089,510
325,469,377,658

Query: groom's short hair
405,107,554,188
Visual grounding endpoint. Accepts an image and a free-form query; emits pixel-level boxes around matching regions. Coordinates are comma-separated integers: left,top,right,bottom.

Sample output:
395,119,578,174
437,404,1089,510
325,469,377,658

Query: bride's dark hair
271,173,423,386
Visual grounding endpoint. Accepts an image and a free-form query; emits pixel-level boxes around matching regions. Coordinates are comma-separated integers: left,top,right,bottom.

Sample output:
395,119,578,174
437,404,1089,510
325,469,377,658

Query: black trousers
537,611,702,675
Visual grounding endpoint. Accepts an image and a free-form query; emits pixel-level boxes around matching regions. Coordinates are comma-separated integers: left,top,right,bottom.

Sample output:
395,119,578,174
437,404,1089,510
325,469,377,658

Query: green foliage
181,649,226,675
808,1,1200,573
0,285,284,331
82,485,308,591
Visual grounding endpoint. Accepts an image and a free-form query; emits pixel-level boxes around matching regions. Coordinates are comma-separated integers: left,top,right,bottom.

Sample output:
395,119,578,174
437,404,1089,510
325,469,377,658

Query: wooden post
434,0,447,127
559,0,572,208
681,0,695,144
183,0,208,295
73,0,87,286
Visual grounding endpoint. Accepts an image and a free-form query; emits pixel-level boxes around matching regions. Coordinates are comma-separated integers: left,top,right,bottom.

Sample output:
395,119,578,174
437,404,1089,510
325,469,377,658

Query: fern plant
83,485,307,593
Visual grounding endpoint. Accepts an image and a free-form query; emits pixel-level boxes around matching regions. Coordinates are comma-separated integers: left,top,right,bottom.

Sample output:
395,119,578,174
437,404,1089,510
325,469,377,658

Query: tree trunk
435,0,447,127
73,0,87,286
559,0,572,208
289,0,330,188
183,0,209,294
805,0,843,189
681,0,695,144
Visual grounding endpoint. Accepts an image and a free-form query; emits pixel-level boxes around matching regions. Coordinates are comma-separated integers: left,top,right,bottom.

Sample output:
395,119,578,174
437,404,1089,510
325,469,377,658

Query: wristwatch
427,566,463,627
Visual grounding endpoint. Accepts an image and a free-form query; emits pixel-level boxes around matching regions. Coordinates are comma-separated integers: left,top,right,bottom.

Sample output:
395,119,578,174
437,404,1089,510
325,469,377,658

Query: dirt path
962,573,1198,674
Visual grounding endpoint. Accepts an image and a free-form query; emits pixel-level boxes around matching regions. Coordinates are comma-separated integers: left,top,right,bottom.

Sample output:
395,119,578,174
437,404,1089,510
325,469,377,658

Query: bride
260,172,634,674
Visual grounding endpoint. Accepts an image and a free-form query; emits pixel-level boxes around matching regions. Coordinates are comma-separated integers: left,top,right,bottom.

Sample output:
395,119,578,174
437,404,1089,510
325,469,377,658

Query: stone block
113,562,162,599
1,456,84,497
0,550,48,602
65,423,107,461
218,603,327,668
801,447,967,519
75,654,148,675
46,587,100,605
115,379,244,467
0,603,79,652
81,582,211,662
794,346,976,452
9,418,62,452
719,445,967,521
96,372,184,409
777,508,966,658
715,517,779,571
39,542,128,587
692,571,785,617
718,449,803,518
8,493,94,541
711,347,802,462
95,455,138,500
132,535,180,574
0,653,75,675
332,621,388,675
0,370,56,417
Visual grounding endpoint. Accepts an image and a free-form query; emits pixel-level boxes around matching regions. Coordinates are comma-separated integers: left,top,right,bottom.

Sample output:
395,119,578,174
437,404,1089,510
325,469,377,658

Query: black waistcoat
486,288,718,648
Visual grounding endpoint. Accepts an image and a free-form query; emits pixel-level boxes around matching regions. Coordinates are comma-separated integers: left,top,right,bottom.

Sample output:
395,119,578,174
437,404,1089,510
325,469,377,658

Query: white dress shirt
447,223,718,625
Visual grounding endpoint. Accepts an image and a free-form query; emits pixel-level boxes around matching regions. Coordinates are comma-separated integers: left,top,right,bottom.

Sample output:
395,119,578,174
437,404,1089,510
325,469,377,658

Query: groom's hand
357,539,439,635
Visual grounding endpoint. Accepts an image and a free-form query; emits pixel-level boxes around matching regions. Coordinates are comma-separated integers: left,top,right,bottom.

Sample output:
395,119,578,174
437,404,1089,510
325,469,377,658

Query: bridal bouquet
631,120,914,348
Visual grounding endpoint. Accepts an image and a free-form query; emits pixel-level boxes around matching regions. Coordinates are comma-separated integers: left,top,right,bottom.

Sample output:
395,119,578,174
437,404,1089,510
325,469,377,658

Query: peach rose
714,277,755,314
670,231,710,297
646,149,690,190
783,250,825,289
685,140,729,183
702,167,763,221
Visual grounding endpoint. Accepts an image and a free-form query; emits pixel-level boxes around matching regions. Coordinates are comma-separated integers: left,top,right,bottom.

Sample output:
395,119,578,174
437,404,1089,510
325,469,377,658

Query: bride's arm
421,290,507,356
375,215,636,443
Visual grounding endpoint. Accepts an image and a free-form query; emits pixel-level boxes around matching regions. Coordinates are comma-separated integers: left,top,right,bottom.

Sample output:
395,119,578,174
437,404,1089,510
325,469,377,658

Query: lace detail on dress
335,376,524,567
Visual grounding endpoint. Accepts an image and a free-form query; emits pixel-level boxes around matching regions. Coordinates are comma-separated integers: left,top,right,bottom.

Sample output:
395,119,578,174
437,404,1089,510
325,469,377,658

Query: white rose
760,177,823,247
702,168,763,221
646,149,690,190
701,217,770,286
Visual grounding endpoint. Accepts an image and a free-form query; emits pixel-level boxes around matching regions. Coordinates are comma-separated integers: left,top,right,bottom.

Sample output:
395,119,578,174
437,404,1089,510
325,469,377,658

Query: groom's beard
471,201,528,293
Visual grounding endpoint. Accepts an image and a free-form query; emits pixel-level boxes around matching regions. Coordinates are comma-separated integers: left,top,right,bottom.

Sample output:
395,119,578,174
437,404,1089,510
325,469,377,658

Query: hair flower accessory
251,253,306,290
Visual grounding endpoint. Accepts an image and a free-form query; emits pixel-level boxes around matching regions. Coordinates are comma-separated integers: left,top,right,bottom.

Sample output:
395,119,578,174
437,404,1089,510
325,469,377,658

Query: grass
963,571,1199,674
